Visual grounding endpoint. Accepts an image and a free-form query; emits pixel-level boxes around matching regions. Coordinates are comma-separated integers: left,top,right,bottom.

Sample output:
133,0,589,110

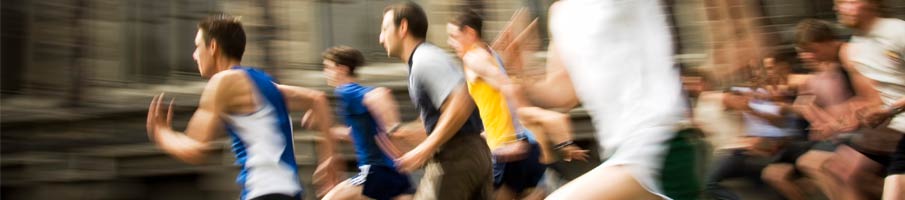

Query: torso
848,18,905,133
335,83,395,167
462,47,518,150
220,67,301,200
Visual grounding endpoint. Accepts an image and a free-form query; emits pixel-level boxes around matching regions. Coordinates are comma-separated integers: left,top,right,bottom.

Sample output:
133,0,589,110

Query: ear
464,26,478,39
336,64,351,75
208,39,219,57
398,19,409,38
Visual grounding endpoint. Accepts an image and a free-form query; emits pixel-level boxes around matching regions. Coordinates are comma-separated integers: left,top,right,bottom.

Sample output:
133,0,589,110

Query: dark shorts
492,142,546,193
249,193,300,200
888,135,905,175
771,141,824,164
417,133,493,200
843,139,892,168
350,165,413,200
811,140,838,152
661,128,707,200
766,140,836,177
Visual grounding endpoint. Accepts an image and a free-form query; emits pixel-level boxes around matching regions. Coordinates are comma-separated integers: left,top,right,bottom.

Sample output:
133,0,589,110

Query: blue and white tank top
222,66,301,200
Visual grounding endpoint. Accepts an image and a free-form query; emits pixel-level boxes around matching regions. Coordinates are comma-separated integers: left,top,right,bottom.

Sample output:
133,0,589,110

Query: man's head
834,0,881,28
680,67,717,98
194,14,245,78
762,51,797,83
447,9,483,56
380,1,428,58
322,46,365,87
795,19,840,63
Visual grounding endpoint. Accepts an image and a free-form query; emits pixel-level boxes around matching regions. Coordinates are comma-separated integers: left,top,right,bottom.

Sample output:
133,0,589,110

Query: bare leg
762,163,806,200
883,174,905,200
796,150,839,199
522,187,546,200
495,184,517,200
392,194,414,200
824,145,884,200
547,165,662,200
322,180,367,200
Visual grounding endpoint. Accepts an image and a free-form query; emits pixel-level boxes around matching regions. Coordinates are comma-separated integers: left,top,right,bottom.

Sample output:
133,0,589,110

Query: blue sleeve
339,86,373,115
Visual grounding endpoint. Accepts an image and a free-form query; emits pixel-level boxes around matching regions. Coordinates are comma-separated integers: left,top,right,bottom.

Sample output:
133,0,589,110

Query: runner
833,0,905,199
445,10,587,200
319,46,415,200
379,2,493,199
537,1,701,199
146,14,337,200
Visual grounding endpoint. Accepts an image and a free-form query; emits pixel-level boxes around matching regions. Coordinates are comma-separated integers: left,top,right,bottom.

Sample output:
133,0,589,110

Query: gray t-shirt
407,43,484,135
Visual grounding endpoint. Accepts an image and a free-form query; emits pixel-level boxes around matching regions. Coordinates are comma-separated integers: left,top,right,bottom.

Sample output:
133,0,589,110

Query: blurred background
2,0,904,199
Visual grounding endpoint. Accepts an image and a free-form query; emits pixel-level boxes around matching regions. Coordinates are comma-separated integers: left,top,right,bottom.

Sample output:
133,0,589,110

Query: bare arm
463,50,511,91
279,84,342,196
465,47,535,110
363,87,401,132
423,85,476,152
277,84,336,160
837,44,895,129
396,85,476,172
147,72,237,164
520,42,580,110
363,87,408,158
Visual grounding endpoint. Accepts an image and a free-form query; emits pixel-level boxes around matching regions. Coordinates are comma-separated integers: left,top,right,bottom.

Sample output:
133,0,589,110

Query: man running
445,9,587,200
526,1,701,199
146,14,337,200
318,46,415,200
833,0,905,199
379,2,493,199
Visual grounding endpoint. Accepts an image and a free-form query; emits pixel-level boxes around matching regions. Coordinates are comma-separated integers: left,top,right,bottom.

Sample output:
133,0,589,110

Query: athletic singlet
222,66,301,200
463,46,517,150
335,82,395,167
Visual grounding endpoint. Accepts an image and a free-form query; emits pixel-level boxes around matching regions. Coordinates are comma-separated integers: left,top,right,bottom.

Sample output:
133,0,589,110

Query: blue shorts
350,165,414,200
492,141,546,193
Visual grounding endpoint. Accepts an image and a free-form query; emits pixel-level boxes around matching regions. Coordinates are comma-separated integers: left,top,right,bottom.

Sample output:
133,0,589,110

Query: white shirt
848,18,905,133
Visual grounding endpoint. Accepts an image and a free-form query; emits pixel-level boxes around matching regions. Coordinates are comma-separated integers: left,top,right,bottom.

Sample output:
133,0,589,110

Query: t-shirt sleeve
412,55,466,109
339,87,372,115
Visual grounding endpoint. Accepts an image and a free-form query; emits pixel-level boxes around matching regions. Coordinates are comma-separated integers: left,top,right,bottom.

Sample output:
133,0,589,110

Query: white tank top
221,67,301,200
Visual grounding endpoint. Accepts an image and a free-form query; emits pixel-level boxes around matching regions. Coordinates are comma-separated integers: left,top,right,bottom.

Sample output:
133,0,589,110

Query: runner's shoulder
206,69,252,95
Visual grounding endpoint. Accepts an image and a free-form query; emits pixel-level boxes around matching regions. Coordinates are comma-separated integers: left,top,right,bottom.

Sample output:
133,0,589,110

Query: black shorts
844,140,892,168
492,142,546,193
250,193,300,200
350,165,414,200
771,141,817,164
887,136,905,175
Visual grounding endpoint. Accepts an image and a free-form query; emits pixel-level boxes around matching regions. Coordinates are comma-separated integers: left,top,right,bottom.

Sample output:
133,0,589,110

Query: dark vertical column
259,0,278,76
1,0,28,95
66,0,88,106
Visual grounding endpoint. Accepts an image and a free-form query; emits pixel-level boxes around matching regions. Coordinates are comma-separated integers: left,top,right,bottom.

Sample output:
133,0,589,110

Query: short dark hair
794,19,835,46
450,9,484,38
384,1,428,39
865,0,885,14
863,0,882,6
772,49,799,66
198,14,246,61
323,46,365,77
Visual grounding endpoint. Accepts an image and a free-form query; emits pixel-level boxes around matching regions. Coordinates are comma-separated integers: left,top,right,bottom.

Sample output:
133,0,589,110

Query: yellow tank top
463,47,518,150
